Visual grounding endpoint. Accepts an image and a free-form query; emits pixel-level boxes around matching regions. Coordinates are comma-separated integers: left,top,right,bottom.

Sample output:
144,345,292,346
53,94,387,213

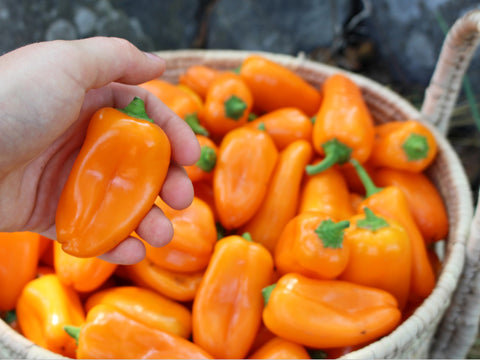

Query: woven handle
421,9,480,135
428,9,480,359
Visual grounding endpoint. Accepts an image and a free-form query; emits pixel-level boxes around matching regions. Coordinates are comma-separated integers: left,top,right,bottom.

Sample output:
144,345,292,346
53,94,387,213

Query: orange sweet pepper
373,167,449,244
214,127,278,229
262,273,401,349
0,232,40,311
274,212,350,279
56,97,171,258
241,139,313,252
143,196,217,273
246,107,313,150
178,64,222,100
66,303,212,359
120,258,204,302
239,55,322,116
184,134,218,183
367,120,438,172
299,165,355,219
192,234,274,359
203,71,253,137
53,242,117,293
351,159,436,304
340,207,412,310
307,73,374,175
248,336,311,359
84,286,192,339
16,274,85,358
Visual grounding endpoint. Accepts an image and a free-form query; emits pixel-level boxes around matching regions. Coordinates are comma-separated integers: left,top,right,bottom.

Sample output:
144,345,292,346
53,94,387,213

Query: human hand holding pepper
0,37,200,264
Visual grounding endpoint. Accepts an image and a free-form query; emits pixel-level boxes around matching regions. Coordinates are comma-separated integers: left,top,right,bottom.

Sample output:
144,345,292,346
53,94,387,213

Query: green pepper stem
257,122,266,131
118,97,154,123
185,114,209,136
350,159,383,197
356,207,389,231
241,232,253,242
64,325,81,344
224,95,247,120
196,146,217,172
402,133,429,161
314,219,350,248
305,139,352,175
262,284,276,307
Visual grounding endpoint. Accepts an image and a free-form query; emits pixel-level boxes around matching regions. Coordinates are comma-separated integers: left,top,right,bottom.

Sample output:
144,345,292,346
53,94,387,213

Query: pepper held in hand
56,97,171,258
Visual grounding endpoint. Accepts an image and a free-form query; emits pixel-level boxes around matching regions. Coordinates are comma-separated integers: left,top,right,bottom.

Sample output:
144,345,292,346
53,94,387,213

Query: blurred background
1,0,480,355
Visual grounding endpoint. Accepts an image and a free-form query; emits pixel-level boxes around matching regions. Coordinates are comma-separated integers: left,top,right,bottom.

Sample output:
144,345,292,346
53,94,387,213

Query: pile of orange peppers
0,55,449,359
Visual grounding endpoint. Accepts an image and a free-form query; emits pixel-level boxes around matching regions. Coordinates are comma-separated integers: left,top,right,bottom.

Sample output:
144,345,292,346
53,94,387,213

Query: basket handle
421,9,480,135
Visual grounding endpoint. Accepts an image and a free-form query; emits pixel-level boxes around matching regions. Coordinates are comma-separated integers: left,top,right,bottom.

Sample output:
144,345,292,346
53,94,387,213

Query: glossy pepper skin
299,165,355,219
179,64,222,100
16,274,85,358
248,336,311,359
69,303,212,359
121,258,204,302
144,196,217,273
262,273,401,349
373,168,449,244
340,207,412,310
351,159,436,304
0,232,40,311
203,71,253,137
56,97,171,258
184,134,218,183
274,212,350,279
307,73,375,175
239,55,322,116
367,120,438,172
241,140,313,252
214,127,278,229
192,234,274,359
53,242,117,293
246,107,314,151
84,286,192,339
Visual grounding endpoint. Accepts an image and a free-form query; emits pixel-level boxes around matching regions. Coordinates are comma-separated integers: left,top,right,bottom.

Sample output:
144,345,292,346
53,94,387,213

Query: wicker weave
0,9,479,359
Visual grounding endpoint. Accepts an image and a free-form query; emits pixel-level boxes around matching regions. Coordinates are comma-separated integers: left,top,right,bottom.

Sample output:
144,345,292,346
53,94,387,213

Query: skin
0,37,201,265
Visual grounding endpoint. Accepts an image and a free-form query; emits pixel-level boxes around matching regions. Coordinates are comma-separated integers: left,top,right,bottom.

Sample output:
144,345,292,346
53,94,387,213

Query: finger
160,162,195,210
98,236,147,265
135,205,174,248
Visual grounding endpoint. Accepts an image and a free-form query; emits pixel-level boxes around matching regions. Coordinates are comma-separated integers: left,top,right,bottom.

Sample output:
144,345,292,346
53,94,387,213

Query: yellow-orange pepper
248,336,311,359
214,127,278,229
373,167,449,244
53,242,117,293
203,72,253,137
239,55,322,116
84,286,192,339
307,73,374,174
0,232,41,311
299,165,355,219
351,159,436,304
246,107,313,150
262,273,401,349
241,140,313,252
340,207,412,310
178,64,222,100
16,274,85,358
56,97,171,258
184,134,218,183
367,120,438,172
274,212,350,279
67,303,212,359
144,196,217,273
120,259,204,302
192,234,274,359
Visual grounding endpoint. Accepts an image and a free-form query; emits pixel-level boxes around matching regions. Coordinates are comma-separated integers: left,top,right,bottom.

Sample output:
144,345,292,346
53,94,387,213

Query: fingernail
144,51,165,65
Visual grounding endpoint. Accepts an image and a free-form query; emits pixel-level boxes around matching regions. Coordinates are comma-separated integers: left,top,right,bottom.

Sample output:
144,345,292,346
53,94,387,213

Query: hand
0,37,200,264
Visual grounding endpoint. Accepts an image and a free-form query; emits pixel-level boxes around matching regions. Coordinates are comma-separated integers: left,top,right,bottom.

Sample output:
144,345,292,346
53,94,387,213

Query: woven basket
1,9,480,360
